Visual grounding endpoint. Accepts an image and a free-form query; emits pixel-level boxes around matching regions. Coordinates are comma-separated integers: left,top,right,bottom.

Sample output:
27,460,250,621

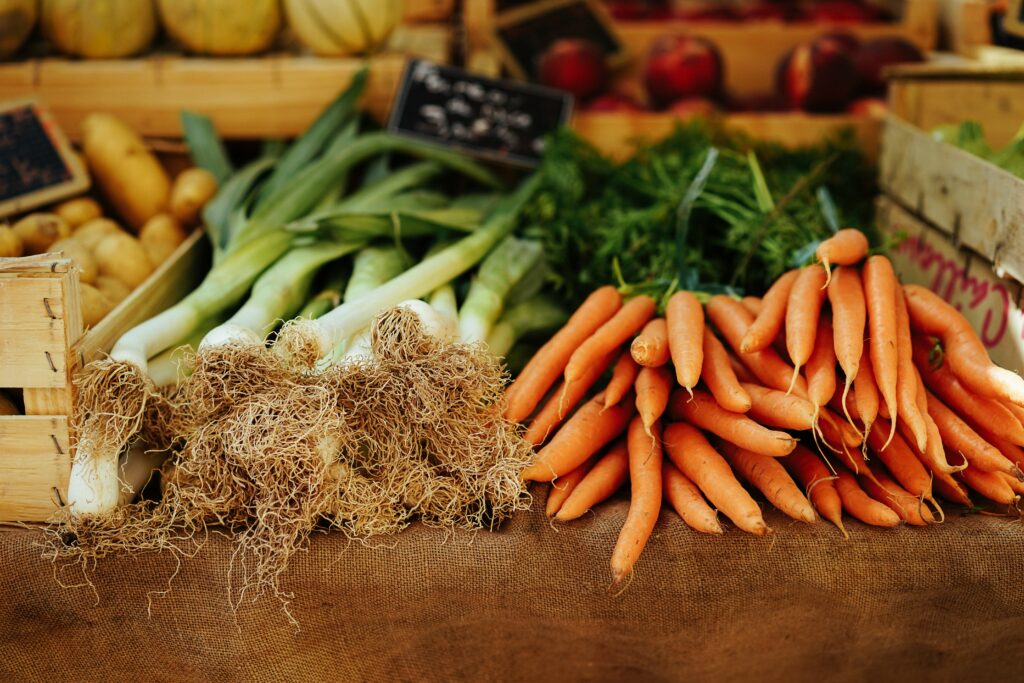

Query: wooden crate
0,25,450,140
0,231,210,522
936,0,992,55
879,112,1024,283
404,0,455,22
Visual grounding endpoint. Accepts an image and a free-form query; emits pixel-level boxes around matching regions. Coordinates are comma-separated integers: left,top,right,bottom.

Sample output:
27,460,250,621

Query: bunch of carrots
505,228,1024,586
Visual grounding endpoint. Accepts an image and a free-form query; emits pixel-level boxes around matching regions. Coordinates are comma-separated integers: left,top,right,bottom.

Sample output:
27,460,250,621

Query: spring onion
485,295,569,358
457,236,543,344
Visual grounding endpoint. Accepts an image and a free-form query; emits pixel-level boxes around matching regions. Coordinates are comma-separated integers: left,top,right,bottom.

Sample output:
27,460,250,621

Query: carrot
665,291,704,393
728,353,757,384
833,468,901,527
556,439,630,521
816,228,870,285
545,457,596,517
1000,472,1024,496
805,311,837,426
506,286,622,422
932,471,973,507
525,351,616,446
740,296,763,317
635,365,672,436
702,329,751,413
828,389,861,424
904,284,1024,406
722,444,816,522
854,357,880,435
893,288,929,452
827,266,866,421
859,465,933,526
817,411,869,475
785,266,829,392
783,445,846,536
1003,401,1024,434
912,336,1024,445
707,295,807,396
565,295,656,388
630,317,671,368
863,255,900,449
610,418,663,586
522,393,633,482
662,460,722,534
669,389,797,457
926,391,1020,477
975,425,1024,472
742,382,816,431
663,422,769,535
741,269,799,353
603,350,641,409
955,456,1018,506
866,419,934,499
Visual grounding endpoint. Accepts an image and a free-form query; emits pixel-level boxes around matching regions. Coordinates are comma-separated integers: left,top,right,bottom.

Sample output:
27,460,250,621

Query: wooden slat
23,388,73,417
404,0,455,23
0,416,70,522
0,276,70,389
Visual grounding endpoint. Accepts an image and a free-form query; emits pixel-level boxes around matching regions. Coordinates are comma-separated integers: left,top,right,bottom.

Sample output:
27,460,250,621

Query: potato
170,168,218,226
0,390,19,416
81,113,171,231
12,213,72,254
139,213,188,265
94,232,154,289
0,226,23,257
55,197,104,228
75,218,123,251
49,238,99,284
80,283,114,328
95,275,132,306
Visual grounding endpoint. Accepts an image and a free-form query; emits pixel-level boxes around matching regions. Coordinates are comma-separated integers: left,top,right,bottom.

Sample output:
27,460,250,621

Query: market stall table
3,503,1022,681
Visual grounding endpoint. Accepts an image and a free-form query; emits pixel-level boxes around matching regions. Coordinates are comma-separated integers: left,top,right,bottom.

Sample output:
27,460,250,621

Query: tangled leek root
73,360,154,472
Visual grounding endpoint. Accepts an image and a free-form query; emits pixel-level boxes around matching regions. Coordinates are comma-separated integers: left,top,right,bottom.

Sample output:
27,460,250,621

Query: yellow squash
157,0,281,56
41,0,156,58
283,0,400,56
0,0,37,58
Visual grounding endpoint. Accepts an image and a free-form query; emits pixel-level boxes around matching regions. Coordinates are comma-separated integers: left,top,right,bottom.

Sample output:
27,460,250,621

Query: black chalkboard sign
387,59,573,168
0,99,89,219
493,0,627,80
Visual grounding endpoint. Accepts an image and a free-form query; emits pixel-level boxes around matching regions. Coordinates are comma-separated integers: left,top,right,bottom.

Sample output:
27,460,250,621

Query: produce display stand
2,505,1023,680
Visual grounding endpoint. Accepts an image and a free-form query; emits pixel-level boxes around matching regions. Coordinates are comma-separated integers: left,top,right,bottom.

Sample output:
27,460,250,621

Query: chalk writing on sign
0,106,73,203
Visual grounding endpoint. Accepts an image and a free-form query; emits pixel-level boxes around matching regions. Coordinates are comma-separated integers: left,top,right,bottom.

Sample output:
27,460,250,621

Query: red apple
819,30,861,54
805,0,875,23
739,2,791,21
603,0,651,21
668,96,719,117
537,39,608,101
672,5,736,21
847,96,888,117
776,35,858,111
854,36,924,94
644,35,724,107
585,92,648,111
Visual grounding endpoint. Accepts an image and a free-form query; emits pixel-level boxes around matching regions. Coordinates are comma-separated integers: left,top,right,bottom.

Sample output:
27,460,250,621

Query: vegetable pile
509,229,1024,586
932,120,1024,180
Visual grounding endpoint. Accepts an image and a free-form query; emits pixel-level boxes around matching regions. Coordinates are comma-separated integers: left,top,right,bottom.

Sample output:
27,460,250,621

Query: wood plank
404,0,454,22
22,388,73,417
888,78,1024,148
0,276,70,389
0,416,70,522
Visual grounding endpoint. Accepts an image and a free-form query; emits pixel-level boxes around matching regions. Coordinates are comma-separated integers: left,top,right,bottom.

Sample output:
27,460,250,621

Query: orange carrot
603,350,641,409
661,460,722,534
863,255,900,449
975,425,1024,472
506,285,622,422
806,311,837,424
932,471,973,507
913,336,1024,445
904,284,1024,406
926,391,1020,476
728,352,757,384
522,393,633,482
827,266,866,418
702,329,752,413
955,456,1018,505
785,266,829,392
894,287,928,452
740,296,763,317
828,388,861,424
859,465,933,526
556,439,630,521
665,291,704,393
1003,401,1024,434
784,445,846,536
707,295,807,396
565,295,656,387
635,365,672,435
866,419,933,499
741,269,799,353
817,411,869,475
630,317,671,368
669,389,797,457
999,472,1024,496
610,418,663,586
854,356,880,435
525,351,616,446
545,457,596,517
816,228,870,285
833,468,901,527
663,422,769,535
722,444,816,522
742,382,816,431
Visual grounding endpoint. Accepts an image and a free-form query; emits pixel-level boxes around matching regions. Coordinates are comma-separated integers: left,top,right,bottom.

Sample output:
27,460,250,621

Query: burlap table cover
3,501,1022,682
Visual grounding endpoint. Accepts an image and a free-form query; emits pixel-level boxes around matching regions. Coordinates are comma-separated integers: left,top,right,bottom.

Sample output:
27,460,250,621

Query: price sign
388,59,573,168
0,99,89,219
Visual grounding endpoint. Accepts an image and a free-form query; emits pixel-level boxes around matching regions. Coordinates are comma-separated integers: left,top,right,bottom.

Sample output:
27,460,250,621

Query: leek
486,296,569,358
337,245,410,359
424,240,458,325
457,236,543,343
297,264,351,320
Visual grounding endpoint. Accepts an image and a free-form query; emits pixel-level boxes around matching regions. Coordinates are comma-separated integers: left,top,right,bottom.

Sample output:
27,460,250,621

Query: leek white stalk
116,442,168,507
276,175,540,366
485,296,569,358
337,245,409,359
424,240,458,326
457,236,543,344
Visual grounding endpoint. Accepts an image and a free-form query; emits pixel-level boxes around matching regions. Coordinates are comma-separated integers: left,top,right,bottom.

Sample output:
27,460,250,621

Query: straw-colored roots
73,359,154,470
273,319,324,369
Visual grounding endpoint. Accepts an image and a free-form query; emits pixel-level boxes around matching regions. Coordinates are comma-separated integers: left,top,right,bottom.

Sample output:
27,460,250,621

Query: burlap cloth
2,500,1022,682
